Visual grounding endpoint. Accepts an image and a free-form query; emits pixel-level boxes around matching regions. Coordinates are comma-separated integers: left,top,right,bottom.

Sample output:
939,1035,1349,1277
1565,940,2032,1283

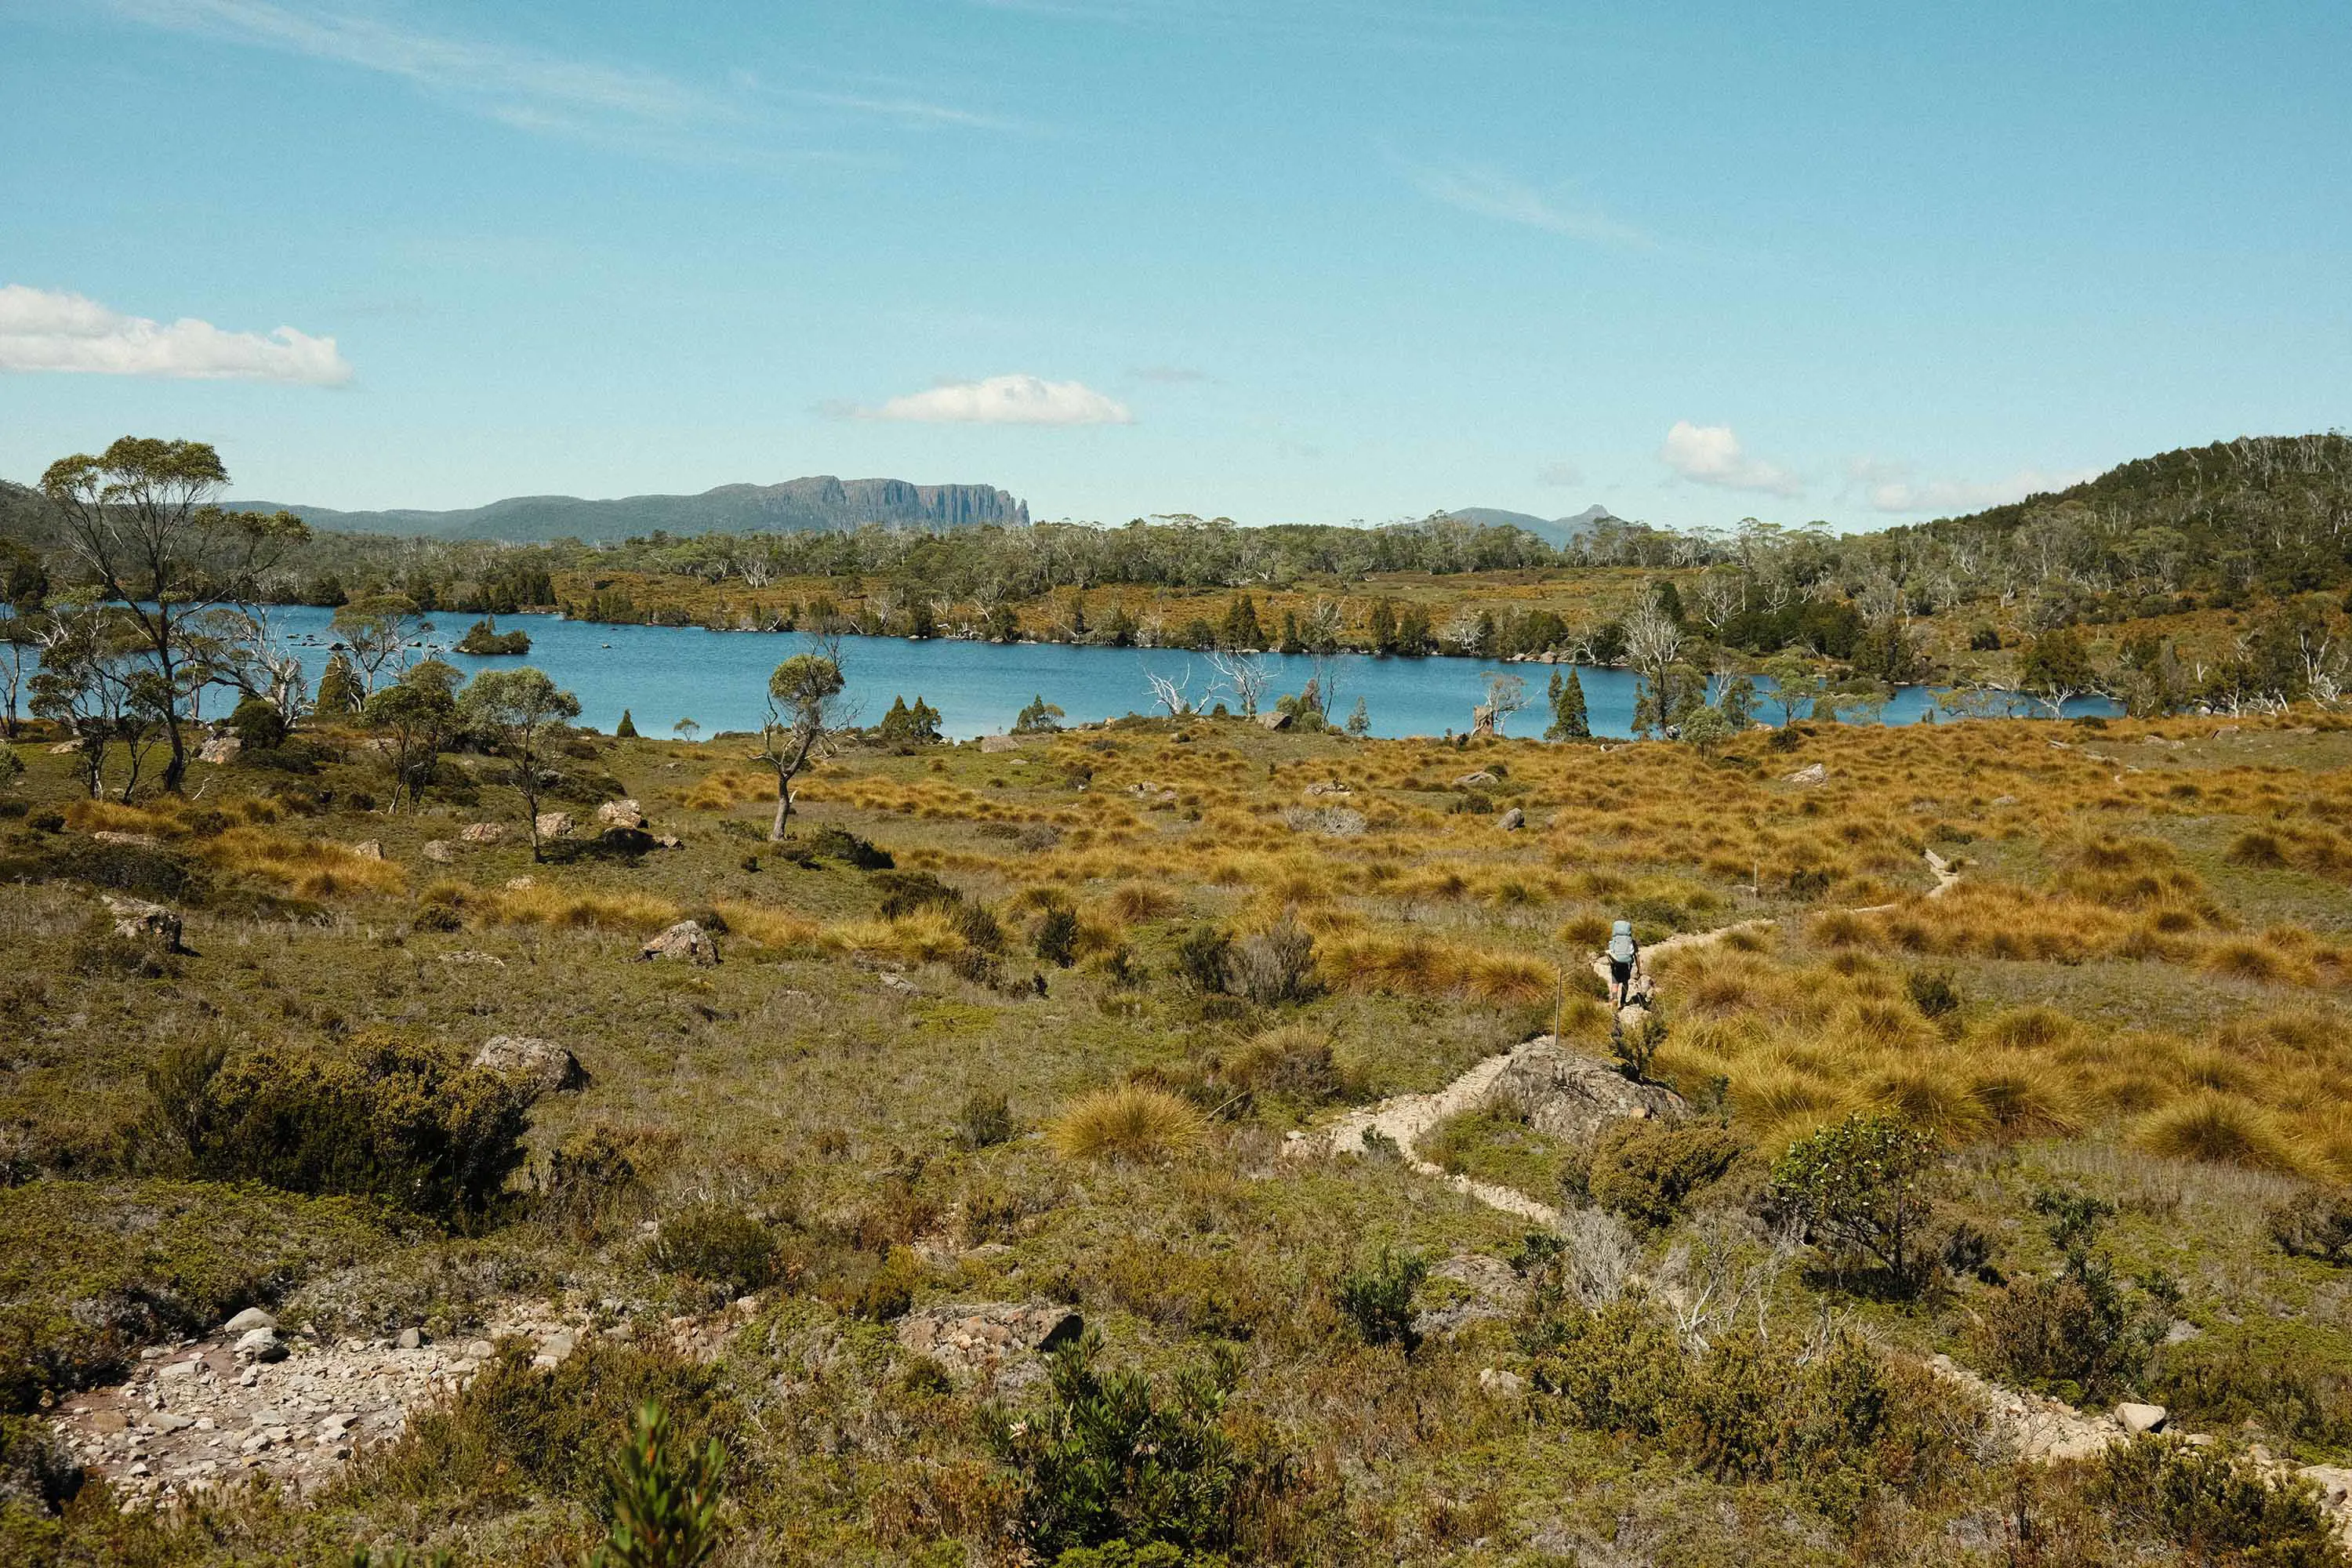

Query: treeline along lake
209,607,2114,740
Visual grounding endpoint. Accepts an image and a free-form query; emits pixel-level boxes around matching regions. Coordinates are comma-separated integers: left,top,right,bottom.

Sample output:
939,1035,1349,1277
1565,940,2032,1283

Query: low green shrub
1904,967,1961,1021
1334,1247,1426,1354
2091,1437,2347,1566
160,1035,532,1225
591,1399,728,1568
648,1205,777,1295
1766,1110,1941,1296
989,1330,1273,1563
1587,1120,1746,1232
954,1091,1016,1150
1036,906,1082,967
1970,1189,2176,1403
2270,1189,2352,1265
1174,924,1231,995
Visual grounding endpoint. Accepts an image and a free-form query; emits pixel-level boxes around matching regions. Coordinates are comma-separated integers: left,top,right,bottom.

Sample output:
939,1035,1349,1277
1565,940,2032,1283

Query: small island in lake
454,615,531,655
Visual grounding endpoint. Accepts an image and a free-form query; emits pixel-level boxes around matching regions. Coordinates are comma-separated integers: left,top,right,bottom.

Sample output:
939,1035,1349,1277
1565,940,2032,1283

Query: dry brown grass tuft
2133,1094,2310,1174
203,828,408,898
1047,1085,1207,1164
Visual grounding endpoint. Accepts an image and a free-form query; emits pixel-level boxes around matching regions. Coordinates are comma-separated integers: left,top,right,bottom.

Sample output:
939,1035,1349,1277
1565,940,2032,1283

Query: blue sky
2,1,2347,529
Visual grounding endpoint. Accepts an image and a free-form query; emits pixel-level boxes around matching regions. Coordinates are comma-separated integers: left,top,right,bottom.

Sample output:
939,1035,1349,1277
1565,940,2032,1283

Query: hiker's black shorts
1609,959,1633,987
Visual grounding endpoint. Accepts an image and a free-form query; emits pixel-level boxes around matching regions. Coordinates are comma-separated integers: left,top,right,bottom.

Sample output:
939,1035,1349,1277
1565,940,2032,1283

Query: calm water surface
225,607,2111,740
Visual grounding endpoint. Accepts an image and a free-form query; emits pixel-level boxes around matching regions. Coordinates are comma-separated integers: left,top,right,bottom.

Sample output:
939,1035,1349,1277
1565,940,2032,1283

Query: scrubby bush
648,1205,778,1295
1588,1121,1746,1232
1229,911,1318,1006
1972,1188,2176,1403
954,1091,1015,1149
811,826,892,869
2269,1188,2352,1265
1528,1299,1955,1503
989,1329,1274,1562
158,1036,532,1224
1336,1247,1428,1353
2091,1437,2347,1566
1035,906,1080,967
1174,923,1232,994
1766,1111,1940,1294
224,695,289,752
873,869,958,919
538,1127,639,1234
1904,967,1960,1021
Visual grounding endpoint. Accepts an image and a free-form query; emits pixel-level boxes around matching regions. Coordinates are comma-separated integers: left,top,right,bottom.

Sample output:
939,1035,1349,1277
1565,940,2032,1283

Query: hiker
1606,920,1641,1007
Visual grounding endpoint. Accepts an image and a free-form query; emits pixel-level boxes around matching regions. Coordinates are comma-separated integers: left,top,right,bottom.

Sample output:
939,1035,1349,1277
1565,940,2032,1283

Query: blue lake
225,605,2111,741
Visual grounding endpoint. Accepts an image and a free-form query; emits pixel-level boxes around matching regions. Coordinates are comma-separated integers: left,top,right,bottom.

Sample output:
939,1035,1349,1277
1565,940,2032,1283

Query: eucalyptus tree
40,437,309,791
757,635,850,840
463,666,583,860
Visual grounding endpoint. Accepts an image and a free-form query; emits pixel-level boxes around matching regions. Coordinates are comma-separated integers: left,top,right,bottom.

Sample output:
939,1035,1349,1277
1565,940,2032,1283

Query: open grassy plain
6,702,2352,1565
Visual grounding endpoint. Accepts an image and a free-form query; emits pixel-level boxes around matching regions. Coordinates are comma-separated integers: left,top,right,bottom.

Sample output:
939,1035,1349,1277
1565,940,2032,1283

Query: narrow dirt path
1322,848,1962,1190
1312,847,2352,1525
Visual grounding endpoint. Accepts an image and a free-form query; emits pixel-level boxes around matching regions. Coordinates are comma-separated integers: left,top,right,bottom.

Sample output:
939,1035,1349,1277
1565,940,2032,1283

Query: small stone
2116,1403,2169,1436
1497,807,1525,831
421,840,456,863
535,811,575,840
394,1328,423,1350
347,839,383,860
223,1307,278,1334
459,821,506,844
234,1327,286,1363
149,1413,196,1433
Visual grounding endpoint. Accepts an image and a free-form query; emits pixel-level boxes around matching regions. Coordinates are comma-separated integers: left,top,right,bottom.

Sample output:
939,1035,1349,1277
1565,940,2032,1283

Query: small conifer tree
615,708,639,738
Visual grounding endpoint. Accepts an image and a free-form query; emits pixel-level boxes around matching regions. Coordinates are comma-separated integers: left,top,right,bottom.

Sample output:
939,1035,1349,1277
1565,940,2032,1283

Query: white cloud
1659,421,1802,497
863,374,1133,426
1403,161,1650,248
1849,457,2096,515
1535,459,1583,488
0,283,352,384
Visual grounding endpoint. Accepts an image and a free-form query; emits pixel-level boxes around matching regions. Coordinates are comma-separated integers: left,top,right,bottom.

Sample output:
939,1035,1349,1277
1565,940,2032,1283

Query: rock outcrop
470,1036,588,1097
896,1303,1082,1392
637,920,719,965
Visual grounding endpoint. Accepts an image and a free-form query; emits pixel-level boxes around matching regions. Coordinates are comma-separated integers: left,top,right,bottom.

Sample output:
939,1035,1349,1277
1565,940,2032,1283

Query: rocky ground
52,1296,760,1511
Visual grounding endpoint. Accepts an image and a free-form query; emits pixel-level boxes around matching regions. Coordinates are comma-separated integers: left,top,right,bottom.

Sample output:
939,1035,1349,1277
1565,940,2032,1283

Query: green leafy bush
224,695,289,752
2270,1188,2352,1265
1973,1189,2177,1403
590,1399,728,1568
1766,1110,1940,1295
811,826,892,869
990,1330,1272,1561
1904,967,1961,1021
1229,913,1317,1007
1036,906,1082,968
1335,1247,1427,1353
2092,1437,2348,1567
648,1205,777,1295
1588,1120,1746,1232
873,869,959,919
160,1035,532,1225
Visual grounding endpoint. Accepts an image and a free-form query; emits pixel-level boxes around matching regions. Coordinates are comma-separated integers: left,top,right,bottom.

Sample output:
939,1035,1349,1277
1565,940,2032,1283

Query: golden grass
2132,1094,2312,1174
1047,1085,1207,1164
202,828,408,898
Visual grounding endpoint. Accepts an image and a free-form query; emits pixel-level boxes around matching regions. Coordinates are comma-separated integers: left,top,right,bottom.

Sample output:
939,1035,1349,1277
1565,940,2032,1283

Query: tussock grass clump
203,827,408,898
2133,1094,2310,1174
1047,1085,1207,1164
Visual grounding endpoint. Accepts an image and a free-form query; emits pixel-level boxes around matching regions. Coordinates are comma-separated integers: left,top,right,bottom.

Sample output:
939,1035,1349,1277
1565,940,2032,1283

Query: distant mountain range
1443,503,1621,549
218,476,1030,543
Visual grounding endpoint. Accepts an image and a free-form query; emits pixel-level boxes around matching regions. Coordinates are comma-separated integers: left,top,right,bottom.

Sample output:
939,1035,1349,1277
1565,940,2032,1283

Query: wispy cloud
857,374,1134,426
1403,160,1651,248
1847,457,2095,516
1535,459,1583,488
1659,421,1802,498
0,282,352,384
100,0,1017,154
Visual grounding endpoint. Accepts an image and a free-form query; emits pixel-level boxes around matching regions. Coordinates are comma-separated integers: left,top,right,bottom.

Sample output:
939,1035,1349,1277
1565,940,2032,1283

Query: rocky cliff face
216,477,1029,543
